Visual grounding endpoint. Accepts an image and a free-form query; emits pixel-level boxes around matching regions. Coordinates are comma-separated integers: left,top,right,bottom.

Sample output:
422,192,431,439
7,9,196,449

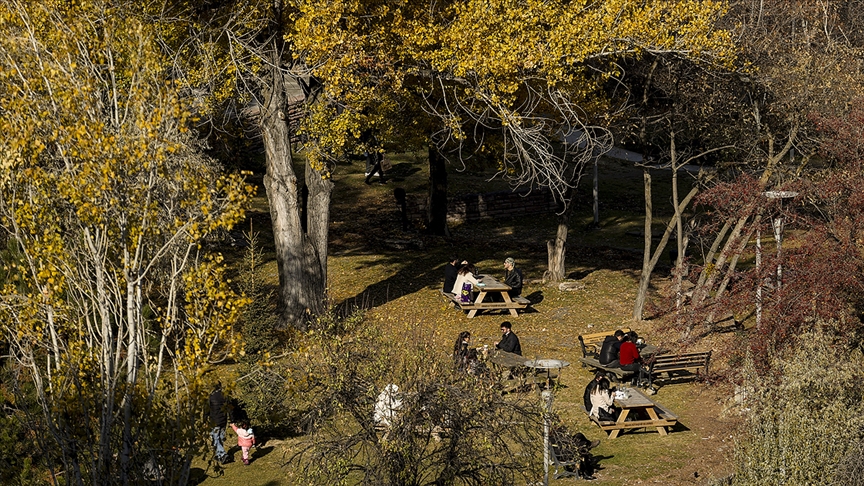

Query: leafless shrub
732,327,864,485
288,324,544,485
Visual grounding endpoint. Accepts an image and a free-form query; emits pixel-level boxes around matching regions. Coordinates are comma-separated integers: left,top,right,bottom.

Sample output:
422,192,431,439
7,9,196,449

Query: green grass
196,151,737,485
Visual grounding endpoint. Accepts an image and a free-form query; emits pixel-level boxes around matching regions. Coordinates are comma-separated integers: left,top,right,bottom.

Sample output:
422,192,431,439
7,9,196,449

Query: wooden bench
440,290,530,318
577,328,631,358
642,351,712,388
577,356,638,383
580,402,678,438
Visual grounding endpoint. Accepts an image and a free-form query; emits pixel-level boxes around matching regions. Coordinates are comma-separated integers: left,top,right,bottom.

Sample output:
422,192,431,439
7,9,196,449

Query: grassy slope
194,154,740,485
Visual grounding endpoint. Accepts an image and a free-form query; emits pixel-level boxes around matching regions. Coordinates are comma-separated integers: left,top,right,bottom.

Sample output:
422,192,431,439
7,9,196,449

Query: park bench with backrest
576,329,635,382
577,328,631,359
640,351,712,388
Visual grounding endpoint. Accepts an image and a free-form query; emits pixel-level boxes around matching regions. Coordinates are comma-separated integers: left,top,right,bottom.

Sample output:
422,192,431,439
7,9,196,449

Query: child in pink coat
230,421,256,465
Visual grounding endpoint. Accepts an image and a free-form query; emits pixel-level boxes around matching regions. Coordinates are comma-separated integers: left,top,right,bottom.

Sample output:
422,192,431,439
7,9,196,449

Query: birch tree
0,2,251,483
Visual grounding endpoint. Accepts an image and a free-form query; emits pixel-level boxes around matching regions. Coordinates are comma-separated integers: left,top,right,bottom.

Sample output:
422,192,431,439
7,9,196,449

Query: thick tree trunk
427,145,450,236
546,217,568,282
261,67,332,329
546,187,574,282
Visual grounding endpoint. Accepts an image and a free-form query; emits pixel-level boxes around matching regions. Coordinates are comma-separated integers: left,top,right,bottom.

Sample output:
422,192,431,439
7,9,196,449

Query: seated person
453,331,471,370
503,257,523,297
583,372,605,412
494,321,522,356
618,332,643,376
443,256,464,294
589,377,621,422
451,263,480,302
598,329,625,367
373,384,403,428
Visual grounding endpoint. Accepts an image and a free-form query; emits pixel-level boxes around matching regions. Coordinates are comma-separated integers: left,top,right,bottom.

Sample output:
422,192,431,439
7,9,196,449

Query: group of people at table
443,255,523,302
451,322,521,375
586,329,645,421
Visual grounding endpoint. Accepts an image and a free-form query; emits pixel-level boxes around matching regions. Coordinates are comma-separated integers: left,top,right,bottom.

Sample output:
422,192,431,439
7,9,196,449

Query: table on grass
586,387,678,439
487,350,529,390
442,275,531,318
523,358,570,389
470,275,531,318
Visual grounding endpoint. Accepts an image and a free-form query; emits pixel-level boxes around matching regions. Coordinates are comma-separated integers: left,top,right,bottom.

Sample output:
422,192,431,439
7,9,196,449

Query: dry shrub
289,323,544,485
732,327,864,485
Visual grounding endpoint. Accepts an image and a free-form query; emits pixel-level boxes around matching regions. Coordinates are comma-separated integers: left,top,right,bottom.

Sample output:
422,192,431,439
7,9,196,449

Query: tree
136,0,335,330
289,0,737,276
0,2,251,483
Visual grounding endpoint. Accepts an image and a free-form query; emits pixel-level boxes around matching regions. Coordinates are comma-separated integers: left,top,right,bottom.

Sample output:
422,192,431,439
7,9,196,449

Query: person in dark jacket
443,256,463,293
503,257,523,297
209,382,230,464
598,330,625,367
583,372,606,412
453,330,471,370
495,321,522,355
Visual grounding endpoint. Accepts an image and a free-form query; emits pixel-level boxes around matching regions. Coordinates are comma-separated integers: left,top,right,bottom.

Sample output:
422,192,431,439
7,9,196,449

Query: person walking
209,382,230,464
230,420,256,465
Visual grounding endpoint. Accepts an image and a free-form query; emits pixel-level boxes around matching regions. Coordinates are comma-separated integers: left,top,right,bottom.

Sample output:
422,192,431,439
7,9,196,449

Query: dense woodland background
2,0,864,485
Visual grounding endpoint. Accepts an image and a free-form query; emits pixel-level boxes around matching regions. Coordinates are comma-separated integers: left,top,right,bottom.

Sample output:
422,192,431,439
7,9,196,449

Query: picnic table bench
641,351,712,388
581,388,678,439
577,328,631,358
577,356,636,382
440,275,531,318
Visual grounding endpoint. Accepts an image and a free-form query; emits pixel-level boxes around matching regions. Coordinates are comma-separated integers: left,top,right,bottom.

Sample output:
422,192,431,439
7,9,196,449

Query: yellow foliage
288,0,736,183
0,1,253,474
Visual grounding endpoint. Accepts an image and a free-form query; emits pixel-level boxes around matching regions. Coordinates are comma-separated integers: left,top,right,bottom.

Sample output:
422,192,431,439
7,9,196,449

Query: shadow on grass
234,156,657,316
188,467,207,485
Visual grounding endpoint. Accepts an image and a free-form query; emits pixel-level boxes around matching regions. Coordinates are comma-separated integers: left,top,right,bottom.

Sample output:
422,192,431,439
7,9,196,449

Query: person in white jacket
451,263,480,300
373,384,403,428
589,377,620,422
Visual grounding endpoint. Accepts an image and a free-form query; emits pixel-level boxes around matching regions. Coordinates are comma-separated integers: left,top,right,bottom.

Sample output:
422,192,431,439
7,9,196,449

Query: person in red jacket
618,332,643,378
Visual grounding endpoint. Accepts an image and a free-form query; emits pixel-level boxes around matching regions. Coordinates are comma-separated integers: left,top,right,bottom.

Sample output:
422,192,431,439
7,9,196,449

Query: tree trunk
261,65,332,329
670,134,686,316
633,170,653,320
633,169,699,321
427,145,450,236
546,187,573,282
592,156,600,226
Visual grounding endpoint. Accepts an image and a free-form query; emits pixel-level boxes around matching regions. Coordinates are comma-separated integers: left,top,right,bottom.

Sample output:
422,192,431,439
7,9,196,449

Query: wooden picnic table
606,387,677,439
487,349,526,368
468,275,528,318
440,275,531,318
